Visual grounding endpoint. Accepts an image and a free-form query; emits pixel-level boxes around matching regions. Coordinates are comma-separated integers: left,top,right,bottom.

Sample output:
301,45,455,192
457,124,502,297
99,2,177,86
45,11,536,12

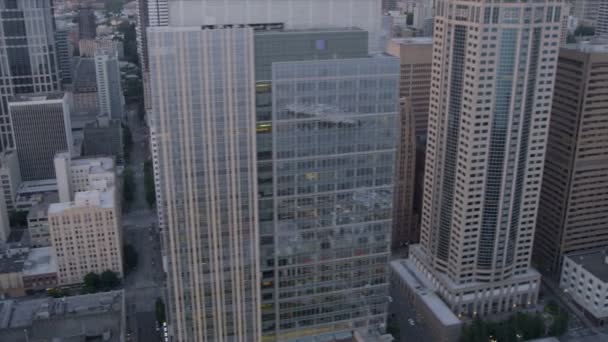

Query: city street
122,106,164,342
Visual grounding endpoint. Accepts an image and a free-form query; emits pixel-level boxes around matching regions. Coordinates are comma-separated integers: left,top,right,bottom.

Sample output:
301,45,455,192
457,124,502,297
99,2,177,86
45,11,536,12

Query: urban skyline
0,0,608,342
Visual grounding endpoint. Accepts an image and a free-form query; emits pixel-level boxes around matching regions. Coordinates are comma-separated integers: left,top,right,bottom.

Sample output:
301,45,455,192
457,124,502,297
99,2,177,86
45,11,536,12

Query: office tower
78,7,96,39
253,29,398,340
0,185,9,244
572,0,601,23
534,43,608,277
386,38,433,245
391,99,416,248
403,0,564,317
0,0,61,150
71,58,100,125
148,27,261,341
55,29,73,86
167,0,383,51
9,93,72,181
49,187,122,285
95,49,124,120
597,2,608,38
386,38,432,141
382,0,398,12
0,150,21,211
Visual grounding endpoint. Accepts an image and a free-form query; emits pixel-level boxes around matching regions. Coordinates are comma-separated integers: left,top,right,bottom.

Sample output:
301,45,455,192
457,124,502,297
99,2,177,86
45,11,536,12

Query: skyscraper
55,29,73,86
148,26,262,341
9,93,72,181
0,0,61,150
78,6,96,39
403,0,564,317
597,2,608,38
534,43,608,277
94,49,124,119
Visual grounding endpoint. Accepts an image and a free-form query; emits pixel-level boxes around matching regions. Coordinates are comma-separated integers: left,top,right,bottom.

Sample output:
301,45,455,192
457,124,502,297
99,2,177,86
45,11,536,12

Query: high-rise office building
148,27,261,341
0,150,21,211
94,49,124,120
149,1,397,340
534,43,608,276
386,37,433,246
55,29,73,86
402,0,564,317
78,7,96,39
391,99,416,248
9,93,72,181
0,0,61,150
572,0,601,24
597,2,608,38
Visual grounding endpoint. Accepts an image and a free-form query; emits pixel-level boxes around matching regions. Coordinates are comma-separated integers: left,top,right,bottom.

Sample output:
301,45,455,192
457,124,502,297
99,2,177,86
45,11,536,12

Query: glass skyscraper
0,0,60,150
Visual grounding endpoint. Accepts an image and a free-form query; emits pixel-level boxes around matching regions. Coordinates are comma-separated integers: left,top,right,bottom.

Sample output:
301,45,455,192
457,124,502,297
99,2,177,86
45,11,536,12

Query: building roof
71,156,115,173
73,57,98,91
17,179,58,195
391,37,433,45
27,192,58,220
48,187,116,214
0,253,25,274
22,247,58,277
8,92,66,105
565,41,608,53
0,290,124,342
566,249,608,283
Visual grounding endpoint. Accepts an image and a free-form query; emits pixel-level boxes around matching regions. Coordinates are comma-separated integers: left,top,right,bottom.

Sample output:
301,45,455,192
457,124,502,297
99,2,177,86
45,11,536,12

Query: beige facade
405,0,564,317
534,44,608,277
386,37,433,140
48,188,122,285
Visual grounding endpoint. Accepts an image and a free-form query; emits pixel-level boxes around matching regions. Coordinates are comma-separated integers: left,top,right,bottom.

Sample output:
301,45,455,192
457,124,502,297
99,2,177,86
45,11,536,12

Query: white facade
168,0,383,50
48,188,122,285
561,250,608,324
406,0,564,317
94,49,124,120
597,2,608,38
54,152,116,203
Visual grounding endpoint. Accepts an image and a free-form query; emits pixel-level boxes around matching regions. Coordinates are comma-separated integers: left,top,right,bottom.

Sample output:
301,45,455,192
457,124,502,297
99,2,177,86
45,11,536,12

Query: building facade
560,249,608,326
54,29,73,86
534,43,608,276
9,93,72,181
405,0,564,317
54,152,115,203
48,188,122,285
0,0,61,151
78,6,96,39
82,116,123,160
571,0,601,24
94,49,124,120
148,27,261,341
597,2,608,38
0,151,21,211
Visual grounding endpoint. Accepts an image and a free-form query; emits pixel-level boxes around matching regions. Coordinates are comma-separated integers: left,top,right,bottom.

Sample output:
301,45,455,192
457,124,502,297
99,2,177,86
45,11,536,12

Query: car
408,318,415,326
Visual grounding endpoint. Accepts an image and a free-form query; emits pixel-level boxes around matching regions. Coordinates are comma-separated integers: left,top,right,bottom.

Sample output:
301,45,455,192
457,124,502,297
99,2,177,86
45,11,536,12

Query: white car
408,318,415,326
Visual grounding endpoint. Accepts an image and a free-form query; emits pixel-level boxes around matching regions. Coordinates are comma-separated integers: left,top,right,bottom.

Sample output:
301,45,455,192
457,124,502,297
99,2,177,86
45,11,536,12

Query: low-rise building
390,259,463,342
54,152,115,202
26,193,58,247
0,290,125,342
14,180,57,212
560,249,608,326
49,188,122,285
0,247,58,298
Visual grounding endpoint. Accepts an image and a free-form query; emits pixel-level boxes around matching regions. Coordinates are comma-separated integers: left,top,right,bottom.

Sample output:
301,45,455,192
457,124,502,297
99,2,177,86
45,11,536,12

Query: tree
549,310,569,337
123,244,138,272
155,297,166,324
144,160,156,208
117,22,138,64
100,270,120,289
84,272,101,291
123,167,135,209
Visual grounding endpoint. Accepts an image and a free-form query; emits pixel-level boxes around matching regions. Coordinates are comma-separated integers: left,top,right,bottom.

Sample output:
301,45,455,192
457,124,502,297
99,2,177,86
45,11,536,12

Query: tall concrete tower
405,0,564,317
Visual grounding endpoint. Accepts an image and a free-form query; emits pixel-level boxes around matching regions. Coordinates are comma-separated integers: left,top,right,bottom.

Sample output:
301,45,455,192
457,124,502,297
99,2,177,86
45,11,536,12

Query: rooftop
73,57,98,91
8,92,65,104
0,253,25,274
71,156,115,174
391,37,433,45
565,41,608,53
566,249,608,283
17,179,58,195
48,187,116,214
27,192,58,220
22,247,58,277
390,259,461,326
0,290,124,342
